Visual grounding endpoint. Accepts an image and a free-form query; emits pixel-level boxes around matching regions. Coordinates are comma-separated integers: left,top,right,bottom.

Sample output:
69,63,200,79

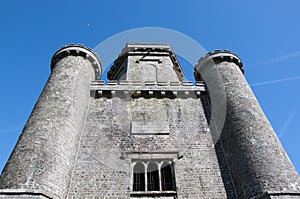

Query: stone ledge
130,190,177,197
91,89,205,99
124,151,181,160
91,80,205,87
0,189,52,199
90,81,206,99
252,191,300,199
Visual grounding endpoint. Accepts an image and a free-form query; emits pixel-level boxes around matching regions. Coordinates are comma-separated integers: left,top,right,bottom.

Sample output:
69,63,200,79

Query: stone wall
66,92,227,198
1,44,300,199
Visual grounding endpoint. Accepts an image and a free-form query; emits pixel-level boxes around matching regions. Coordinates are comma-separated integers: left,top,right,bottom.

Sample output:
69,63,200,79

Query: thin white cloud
250,76,300,87
278,109,296,138
251,51,300,66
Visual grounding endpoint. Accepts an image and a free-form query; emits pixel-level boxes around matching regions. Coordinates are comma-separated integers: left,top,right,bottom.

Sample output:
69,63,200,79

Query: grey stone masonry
195,50,300,199
1,43,300,199
108,43,184,82
66,89,227,198
0,44,102,198
65,44,227,198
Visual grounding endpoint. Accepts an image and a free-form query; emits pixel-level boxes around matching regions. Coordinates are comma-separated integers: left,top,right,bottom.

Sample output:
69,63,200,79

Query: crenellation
93,89,205,99
51,44,102,79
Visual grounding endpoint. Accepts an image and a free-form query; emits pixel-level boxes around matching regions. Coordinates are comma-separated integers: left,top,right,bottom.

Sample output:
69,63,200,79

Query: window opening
133,161,145,191
131,159,176,194
147,161,160,191
161,161,175,191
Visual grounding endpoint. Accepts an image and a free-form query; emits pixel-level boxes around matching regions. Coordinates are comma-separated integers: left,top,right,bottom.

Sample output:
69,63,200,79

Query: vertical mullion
145,162,148,192
158,161,162,191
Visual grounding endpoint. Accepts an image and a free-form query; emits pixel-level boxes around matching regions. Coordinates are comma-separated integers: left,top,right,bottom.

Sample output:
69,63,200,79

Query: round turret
51,44,102,79
195,50,300,198
0,44,102,198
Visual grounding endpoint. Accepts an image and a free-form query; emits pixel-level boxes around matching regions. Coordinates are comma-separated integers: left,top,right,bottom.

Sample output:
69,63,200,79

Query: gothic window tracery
131,159,176,194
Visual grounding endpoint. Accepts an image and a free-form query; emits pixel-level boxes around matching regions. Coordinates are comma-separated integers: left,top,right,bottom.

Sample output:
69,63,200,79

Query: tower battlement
108,43,184,82
51,44,102,79
194,49,244,81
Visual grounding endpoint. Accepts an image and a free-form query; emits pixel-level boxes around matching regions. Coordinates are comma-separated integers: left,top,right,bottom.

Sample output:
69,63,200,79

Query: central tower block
108,43,184,82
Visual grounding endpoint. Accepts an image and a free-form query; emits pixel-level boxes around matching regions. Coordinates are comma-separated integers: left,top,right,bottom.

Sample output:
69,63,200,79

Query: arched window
133,162,145,191
147,161,160,191
131,159,176,195
161,161,175,191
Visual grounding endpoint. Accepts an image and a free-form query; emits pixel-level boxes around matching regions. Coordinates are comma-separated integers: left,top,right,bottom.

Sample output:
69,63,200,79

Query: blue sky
0,0,299,174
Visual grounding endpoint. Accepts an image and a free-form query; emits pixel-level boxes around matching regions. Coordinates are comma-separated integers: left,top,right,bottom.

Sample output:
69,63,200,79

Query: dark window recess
133,162,145,191
147,162,160,191
131,159,176,193
161,161,175,191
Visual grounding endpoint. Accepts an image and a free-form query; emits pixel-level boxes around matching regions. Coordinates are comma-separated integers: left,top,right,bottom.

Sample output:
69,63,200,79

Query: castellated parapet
0,43,299,199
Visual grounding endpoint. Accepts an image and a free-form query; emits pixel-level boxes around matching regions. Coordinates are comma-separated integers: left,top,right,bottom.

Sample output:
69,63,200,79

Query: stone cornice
90,80,206,99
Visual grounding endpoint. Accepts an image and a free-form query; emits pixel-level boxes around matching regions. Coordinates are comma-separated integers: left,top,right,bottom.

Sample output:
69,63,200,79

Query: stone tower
0,43,299,199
